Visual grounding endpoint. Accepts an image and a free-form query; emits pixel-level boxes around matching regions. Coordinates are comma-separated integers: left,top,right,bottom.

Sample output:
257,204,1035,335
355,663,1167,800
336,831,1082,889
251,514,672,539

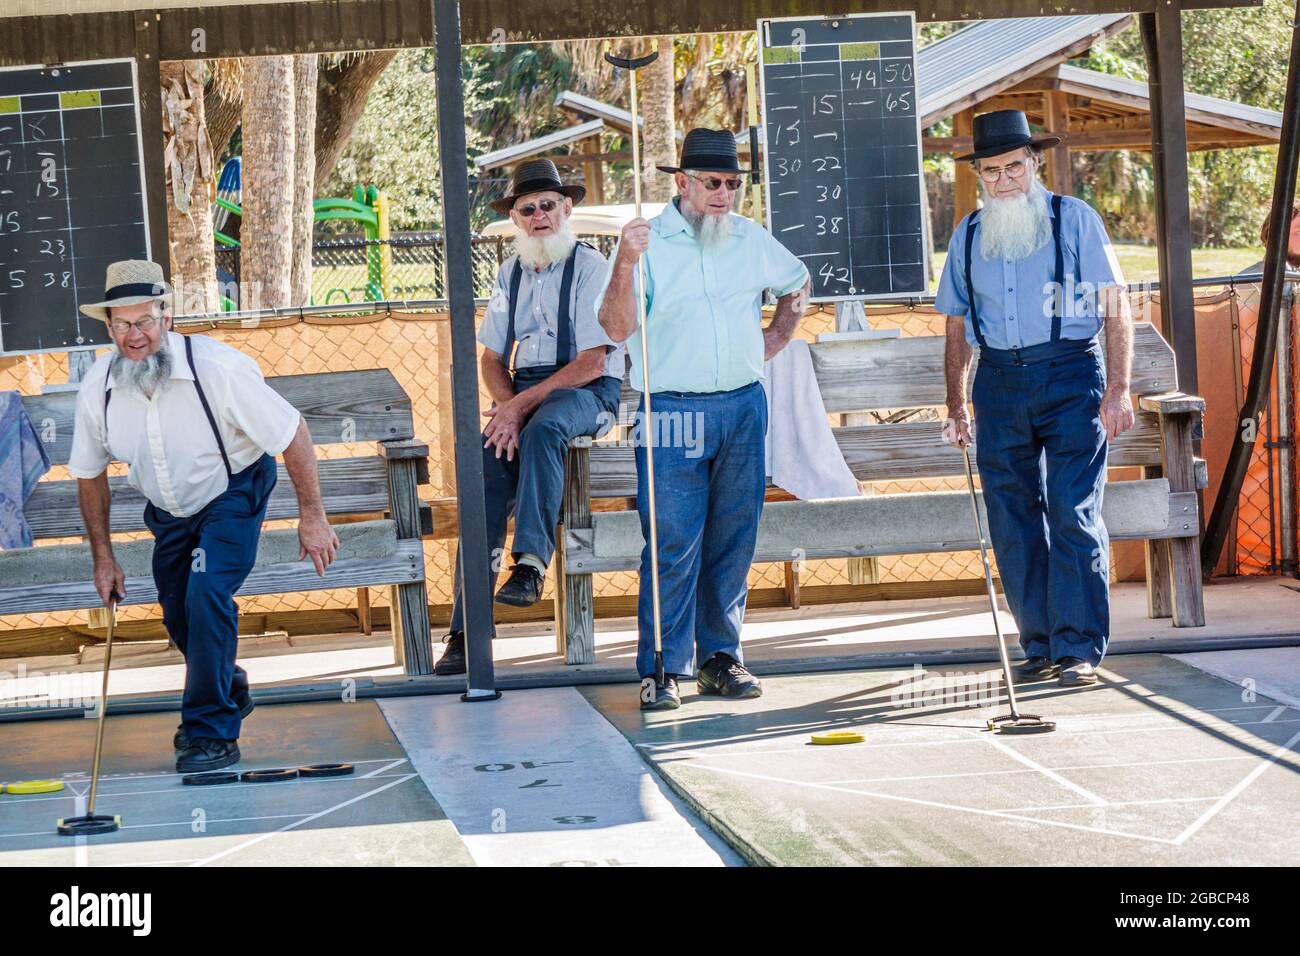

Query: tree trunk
638,38,677,203
315,51,398,185
291,55,318,306
204,58,243,163
241,55,295,310
161,60,218,316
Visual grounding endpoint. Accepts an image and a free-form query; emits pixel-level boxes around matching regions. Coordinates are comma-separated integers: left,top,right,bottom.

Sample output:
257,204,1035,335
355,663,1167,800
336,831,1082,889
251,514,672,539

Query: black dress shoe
1012,656,1060,683
696,652,763,699
174,695,255,751
176,737,241,773
495,564,544,607
639,675,681,711
1058,657,1099,686
434,631,467,676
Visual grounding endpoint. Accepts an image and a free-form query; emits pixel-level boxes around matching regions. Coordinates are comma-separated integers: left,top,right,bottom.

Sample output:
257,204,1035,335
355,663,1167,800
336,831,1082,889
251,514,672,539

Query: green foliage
1085,0,1294,245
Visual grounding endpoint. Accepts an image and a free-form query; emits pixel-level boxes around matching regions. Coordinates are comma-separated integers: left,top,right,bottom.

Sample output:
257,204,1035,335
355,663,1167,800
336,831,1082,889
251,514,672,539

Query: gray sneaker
1058,658,1098,686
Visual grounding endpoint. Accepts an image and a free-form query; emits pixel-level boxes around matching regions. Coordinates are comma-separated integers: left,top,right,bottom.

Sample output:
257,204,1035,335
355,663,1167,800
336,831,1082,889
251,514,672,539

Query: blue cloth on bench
0,391,51,549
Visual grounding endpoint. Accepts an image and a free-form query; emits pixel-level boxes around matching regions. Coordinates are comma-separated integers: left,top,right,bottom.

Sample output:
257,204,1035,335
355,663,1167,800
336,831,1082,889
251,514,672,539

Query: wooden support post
381,438,434,673
356,587,372,635
1043,91,1073,196
559,441,596,664
953,108,979,227
783,561,801,609
134,13,170,276
583,136,606,205
1156,408,1207,626
1141,7,1199,397
1142,464,1174,618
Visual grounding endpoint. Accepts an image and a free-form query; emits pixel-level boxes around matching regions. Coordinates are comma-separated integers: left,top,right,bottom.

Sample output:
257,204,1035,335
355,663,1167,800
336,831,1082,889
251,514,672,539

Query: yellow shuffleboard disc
5,779,64,795
810,731,865,745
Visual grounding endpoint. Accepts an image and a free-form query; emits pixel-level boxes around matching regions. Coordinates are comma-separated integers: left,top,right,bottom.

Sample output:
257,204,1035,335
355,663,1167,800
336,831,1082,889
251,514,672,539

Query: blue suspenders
104,334,234,479
504,241,587,373
964,192,1066,348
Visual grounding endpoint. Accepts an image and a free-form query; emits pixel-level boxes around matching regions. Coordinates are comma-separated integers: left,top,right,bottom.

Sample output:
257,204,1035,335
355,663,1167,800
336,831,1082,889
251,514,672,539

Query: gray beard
110,343,173,397
513,223,578,270
678,198,732,251
979,181,1053,262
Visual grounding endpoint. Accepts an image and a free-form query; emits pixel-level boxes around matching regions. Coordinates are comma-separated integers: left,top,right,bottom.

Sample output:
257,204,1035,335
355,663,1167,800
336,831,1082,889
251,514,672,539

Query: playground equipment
212,156,393,306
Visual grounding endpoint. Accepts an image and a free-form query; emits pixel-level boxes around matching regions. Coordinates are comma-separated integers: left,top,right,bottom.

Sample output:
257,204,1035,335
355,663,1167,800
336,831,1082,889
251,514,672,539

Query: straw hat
78,260,173,321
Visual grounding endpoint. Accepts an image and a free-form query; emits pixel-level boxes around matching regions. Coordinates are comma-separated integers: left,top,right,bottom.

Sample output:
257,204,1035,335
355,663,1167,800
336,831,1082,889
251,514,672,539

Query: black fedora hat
490,158,586,215
657,127,750,175
955,109,1062,162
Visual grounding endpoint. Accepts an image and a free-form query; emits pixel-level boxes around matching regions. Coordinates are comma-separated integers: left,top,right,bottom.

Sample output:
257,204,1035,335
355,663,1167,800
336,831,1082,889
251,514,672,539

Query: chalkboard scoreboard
758,13,926,302
0,59,150,355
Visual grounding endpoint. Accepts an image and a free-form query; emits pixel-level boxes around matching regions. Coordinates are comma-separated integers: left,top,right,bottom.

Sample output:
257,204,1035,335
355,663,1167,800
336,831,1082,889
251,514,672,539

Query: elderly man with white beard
69,260,339,772
435,159,625,675
597,128,811,710
937,110,1135,688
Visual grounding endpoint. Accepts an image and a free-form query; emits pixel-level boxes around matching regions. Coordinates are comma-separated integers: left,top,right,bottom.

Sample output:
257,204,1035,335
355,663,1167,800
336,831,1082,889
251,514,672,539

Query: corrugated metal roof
918,14,1130,124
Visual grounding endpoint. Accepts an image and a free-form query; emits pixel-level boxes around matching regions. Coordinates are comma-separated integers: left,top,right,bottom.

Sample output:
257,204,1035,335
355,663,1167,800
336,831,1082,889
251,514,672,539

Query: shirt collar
166,331,194,381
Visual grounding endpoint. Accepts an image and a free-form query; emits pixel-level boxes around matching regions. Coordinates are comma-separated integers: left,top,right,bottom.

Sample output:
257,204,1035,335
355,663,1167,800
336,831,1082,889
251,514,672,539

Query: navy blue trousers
634,382,767,678
972,338,1110,665
143,454,277,741
450,367,621,632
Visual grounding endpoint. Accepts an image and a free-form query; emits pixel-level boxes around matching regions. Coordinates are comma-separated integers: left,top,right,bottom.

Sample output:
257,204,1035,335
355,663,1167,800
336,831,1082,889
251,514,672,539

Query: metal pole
1279,284,1298,576
432,0,498,700
1202,0,1300,577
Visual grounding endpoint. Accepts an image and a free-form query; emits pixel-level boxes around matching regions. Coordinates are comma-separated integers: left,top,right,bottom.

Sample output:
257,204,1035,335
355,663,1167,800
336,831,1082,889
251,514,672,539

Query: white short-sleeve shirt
68,331,302,517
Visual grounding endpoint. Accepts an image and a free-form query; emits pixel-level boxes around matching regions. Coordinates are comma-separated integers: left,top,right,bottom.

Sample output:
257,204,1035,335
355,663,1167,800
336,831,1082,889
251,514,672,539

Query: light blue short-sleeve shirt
479,243,625,379
935,192,1126,350
593,198,809,394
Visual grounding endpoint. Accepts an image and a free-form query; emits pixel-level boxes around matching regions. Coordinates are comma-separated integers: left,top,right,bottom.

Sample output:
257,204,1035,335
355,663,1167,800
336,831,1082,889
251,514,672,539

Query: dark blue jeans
450,367,621,632
143,453,277,741
972,338,1110,665
634,381,767,678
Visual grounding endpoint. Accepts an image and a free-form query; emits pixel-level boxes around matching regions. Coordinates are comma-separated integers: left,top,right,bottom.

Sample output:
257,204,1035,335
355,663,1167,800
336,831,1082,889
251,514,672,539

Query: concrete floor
582,653,1300,866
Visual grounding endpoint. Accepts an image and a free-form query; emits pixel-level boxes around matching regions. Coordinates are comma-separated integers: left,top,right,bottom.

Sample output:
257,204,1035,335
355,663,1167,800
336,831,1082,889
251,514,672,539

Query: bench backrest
588,322,1179,499
19,366,414,541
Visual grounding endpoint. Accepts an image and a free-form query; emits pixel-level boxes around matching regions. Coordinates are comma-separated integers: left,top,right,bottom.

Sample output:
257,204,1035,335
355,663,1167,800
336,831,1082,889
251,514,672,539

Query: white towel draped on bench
763,338,861,500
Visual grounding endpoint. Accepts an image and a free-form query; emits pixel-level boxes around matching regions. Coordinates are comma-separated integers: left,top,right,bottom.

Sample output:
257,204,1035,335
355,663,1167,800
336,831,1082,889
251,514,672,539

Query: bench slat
565,483,1198,573
24,457,393,539
584,411,1166,498
21,367,413,466
0,540,423,616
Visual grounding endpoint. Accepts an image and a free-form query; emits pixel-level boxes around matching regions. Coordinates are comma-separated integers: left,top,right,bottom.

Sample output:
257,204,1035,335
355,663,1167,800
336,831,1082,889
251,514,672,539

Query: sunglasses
514,198,560,217
687,173,744,192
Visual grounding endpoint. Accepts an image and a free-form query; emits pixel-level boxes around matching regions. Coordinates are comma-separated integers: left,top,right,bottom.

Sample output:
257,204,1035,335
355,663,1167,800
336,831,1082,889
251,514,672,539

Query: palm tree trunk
161,60,217,316
241,55,295,310
315,51,398,185
291,55,318,306
639,38,677,203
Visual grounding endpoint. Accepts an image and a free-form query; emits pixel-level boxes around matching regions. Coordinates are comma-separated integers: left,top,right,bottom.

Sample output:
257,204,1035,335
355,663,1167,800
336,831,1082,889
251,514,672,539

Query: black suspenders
964,192,1066,348
503,242,585,373
104,335,234,479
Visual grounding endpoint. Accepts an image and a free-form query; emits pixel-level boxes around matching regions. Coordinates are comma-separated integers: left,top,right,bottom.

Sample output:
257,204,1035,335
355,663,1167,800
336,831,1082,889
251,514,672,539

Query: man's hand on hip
93,558,126,607
1100,386,1135,441
298,513,340,576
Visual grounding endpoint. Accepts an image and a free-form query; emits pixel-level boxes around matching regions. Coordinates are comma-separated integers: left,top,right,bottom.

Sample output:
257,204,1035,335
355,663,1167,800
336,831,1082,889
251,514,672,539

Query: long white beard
678,199,732,251
513,223,578,270
110,343,173,397
979,181,1053,262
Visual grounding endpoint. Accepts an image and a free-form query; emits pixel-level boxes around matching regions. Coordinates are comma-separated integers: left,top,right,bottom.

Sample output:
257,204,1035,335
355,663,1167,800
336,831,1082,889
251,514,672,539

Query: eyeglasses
978,159,1032,183
108,316,159,335
687,173,743,192
514,199,560,217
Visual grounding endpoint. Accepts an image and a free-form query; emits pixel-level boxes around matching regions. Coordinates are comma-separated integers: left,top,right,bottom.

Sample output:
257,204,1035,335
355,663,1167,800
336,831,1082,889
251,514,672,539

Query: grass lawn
928,243,1264,291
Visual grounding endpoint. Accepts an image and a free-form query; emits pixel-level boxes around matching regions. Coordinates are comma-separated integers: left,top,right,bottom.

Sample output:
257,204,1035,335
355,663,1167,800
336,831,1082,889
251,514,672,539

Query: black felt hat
955,109,1062,162
490,158,586,215
657,127,750,175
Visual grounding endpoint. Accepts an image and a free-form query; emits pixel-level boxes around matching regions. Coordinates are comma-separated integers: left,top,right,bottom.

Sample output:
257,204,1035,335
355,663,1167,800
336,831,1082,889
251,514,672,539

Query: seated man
69,260,339,772
436,159,625,675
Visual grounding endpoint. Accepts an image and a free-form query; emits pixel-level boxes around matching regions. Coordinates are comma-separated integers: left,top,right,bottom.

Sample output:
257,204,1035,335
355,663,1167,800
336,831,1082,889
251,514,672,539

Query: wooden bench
1,364,437,675
553,321,1207,665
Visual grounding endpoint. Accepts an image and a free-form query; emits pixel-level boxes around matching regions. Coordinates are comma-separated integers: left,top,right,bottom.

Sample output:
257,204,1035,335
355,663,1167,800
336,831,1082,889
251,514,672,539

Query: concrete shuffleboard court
0,701,472,866
582,653,1300,866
